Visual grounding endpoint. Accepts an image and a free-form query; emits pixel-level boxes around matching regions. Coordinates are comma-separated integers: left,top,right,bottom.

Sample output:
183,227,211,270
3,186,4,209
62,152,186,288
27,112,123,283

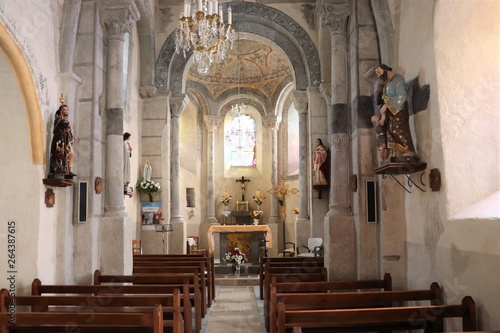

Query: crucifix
267,175,298,255
235,176,250,201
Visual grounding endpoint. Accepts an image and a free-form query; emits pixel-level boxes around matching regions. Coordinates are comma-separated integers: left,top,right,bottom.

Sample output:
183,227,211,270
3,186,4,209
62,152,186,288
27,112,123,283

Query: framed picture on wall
141,202,162,225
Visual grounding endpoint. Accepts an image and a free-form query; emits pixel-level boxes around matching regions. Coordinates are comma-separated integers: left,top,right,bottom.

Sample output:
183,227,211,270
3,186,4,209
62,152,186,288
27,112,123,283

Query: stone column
320,0,356,280
293,91,309,221
204,115,221,224
100,0,139,275
293,90,311,249
170,94,188,224
263,116,280,257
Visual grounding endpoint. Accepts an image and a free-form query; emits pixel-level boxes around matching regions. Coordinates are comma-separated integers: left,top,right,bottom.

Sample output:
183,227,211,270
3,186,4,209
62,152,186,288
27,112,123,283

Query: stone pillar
320,0,356,280
170,94,188,224
204,115,221,224
293,90,311,249
263,116,280,257
100,0,139,275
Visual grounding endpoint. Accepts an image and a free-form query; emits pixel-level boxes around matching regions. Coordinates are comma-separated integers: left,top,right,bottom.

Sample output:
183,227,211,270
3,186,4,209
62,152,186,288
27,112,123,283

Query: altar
207,225,272,264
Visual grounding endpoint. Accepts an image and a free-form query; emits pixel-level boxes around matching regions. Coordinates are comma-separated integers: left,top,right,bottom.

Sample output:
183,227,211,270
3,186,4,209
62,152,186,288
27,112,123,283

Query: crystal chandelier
175,0,235,74
231,28,246,115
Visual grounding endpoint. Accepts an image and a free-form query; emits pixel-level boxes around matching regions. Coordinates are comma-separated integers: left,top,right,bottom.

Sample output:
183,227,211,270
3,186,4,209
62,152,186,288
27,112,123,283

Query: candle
219,7,223,23
183,1,188,17
208,0,213,15
214,0,218,14
198,0,202,12
228,6,232,25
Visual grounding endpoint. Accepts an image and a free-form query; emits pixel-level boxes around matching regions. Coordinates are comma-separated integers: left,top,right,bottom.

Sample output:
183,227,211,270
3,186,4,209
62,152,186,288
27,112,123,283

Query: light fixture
231,26,246,115
175,0,235,74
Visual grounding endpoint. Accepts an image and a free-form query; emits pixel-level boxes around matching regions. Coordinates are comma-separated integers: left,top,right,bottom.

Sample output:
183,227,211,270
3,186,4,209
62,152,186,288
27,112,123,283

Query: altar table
206,225,273,253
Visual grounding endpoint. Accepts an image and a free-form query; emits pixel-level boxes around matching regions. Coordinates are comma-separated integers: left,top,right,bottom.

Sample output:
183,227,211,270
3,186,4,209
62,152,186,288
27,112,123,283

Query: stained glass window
225,114,256,167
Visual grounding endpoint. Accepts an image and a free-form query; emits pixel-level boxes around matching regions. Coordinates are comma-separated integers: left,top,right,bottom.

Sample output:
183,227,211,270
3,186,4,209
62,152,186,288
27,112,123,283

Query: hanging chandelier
175,0,235,74
231,28,246,115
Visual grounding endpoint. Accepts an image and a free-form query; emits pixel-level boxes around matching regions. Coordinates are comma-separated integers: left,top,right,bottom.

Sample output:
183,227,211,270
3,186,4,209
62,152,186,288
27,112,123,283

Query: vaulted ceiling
186,37,293,104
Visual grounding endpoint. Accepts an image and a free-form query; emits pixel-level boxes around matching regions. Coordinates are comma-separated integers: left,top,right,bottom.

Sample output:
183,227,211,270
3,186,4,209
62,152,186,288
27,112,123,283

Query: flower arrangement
250,210,263,219
136,179,161,196
221,192,232,205
253,190,266,205
224,247,247,265
293,208,299,215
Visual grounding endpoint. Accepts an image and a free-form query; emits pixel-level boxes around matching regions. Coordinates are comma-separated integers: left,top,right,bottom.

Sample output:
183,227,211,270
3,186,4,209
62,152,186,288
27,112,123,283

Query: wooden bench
264,268,328,331
0,289,166,333
270,280,440,333
134,260,211,309
259,255,324,300
277,295,477,332
134,253,215,305
31,278,192,333
94,270,202,333
133,264,208,316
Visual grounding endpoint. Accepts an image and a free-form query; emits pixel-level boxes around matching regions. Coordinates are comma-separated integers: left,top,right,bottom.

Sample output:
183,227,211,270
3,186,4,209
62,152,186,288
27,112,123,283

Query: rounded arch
0,23,44,164
155,2,320,94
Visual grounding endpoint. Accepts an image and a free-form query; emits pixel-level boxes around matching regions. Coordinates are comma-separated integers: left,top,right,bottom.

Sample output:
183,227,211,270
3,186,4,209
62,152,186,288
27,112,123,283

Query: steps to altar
214,263,259,286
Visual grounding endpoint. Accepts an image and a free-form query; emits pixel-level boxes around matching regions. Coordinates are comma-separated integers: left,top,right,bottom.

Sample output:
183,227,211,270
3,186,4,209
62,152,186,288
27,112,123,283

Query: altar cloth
207,225,272,253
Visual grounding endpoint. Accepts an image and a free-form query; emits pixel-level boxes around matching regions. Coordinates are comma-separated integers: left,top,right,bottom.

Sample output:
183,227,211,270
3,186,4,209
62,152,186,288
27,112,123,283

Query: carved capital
263,116,281,131
293,90,308,114
204,115,221,133
320,1,349,35
170,94,188,117
102,1,140,38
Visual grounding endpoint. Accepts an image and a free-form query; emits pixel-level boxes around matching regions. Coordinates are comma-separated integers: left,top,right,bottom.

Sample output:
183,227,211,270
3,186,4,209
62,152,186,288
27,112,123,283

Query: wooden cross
235,176,250,201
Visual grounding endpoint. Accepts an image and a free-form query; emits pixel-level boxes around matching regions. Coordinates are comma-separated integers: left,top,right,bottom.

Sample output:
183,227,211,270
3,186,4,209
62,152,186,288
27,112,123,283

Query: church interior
0,0,499,331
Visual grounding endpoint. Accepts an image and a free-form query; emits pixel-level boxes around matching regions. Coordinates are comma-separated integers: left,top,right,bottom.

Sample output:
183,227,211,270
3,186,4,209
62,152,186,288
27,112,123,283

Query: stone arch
155,2,320,95
0,23,44,164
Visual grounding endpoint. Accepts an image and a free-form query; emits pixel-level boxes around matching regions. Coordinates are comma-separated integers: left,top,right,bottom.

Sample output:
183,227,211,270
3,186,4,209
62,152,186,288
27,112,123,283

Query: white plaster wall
397,0,500,328
434,0,500,217
0,1,64,290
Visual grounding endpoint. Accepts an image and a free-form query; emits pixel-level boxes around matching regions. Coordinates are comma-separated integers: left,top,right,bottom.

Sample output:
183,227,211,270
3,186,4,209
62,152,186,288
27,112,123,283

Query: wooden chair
187,236,206,255
132,239,142,255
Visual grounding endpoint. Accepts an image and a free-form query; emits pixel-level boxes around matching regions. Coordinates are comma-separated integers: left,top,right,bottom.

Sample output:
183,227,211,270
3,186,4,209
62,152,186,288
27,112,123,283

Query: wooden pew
277,295,477,333
95,270,202,333
0,289,165,333
134,260,211,309
1,288,182,333
32,278,192,333
134,253,215,305
264,267,328,331
259,255,324,300
269,281,440,333
133,264,208,316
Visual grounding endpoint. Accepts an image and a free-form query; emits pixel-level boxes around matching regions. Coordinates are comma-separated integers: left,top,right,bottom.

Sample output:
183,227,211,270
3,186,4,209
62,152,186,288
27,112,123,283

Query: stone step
215,274,259,286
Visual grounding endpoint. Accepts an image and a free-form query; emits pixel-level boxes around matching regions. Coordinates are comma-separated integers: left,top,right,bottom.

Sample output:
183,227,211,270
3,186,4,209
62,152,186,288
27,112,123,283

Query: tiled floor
201,284,265,333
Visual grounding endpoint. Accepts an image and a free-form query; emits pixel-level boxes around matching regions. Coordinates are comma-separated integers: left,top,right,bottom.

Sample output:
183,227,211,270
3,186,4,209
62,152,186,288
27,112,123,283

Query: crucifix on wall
235,176,250,201
267,175,298,252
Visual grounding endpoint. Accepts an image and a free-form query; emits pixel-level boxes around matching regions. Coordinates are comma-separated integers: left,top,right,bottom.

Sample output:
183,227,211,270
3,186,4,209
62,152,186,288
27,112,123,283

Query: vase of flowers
221,191,232,210
224,247,247,275
253,190,266,210
136,179,162,202
250,210,263,225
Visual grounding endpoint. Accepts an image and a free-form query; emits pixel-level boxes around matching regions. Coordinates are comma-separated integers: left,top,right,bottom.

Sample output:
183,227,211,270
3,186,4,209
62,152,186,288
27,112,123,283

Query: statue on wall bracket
312,138,329,198
43,95,76,187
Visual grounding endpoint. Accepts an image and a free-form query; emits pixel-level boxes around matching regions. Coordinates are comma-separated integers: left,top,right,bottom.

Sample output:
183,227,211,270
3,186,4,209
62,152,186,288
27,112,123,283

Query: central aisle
202,286,265,333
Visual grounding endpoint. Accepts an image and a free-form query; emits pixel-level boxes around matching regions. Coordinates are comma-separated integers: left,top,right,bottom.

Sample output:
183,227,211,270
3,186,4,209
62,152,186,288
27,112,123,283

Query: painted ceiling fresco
187,38,293,102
